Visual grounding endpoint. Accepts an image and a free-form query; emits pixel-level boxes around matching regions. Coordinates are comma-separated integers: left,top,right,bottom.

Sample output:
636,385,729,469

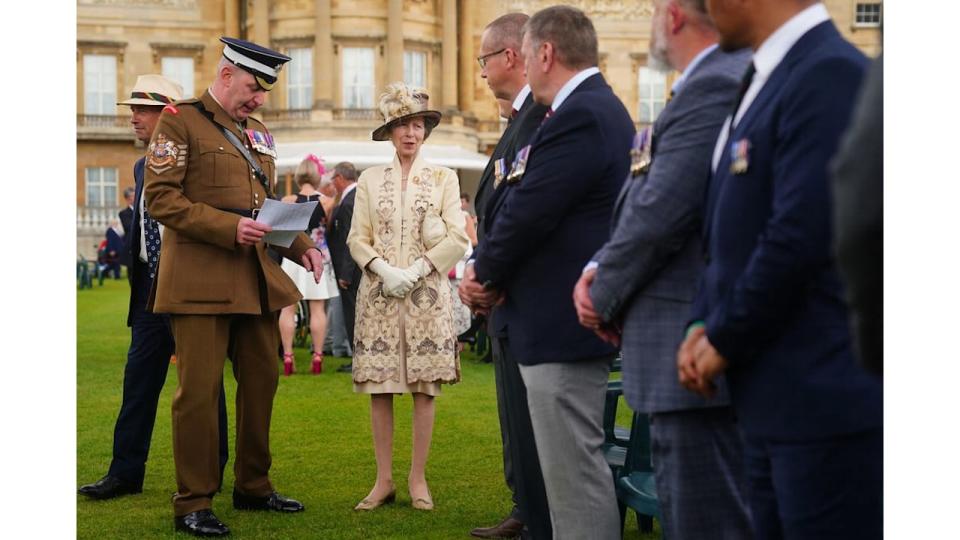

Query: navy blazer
693,22,882,439
474,93,548,337
328,187,360,286
474,73,635,365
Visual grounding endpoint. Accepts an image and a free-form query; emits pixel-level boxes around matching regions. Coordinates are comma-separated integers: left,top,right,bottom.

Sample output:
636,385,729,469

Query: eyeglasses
477,48,507,69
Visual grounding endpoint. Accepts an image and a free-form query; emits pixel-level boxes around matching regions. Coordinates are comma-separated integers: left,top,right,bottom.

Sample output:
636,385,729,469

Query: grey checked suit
589,47,754,540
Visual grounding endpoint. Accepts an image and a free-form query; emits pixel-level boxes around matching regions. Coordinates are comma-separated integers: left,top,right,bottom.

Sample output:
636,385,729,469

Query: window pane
85,168,100,206
162,57,194,98
404,51,426,89
638,67,666,122
287,48,313,109
83,54,116,115
342,47,375,109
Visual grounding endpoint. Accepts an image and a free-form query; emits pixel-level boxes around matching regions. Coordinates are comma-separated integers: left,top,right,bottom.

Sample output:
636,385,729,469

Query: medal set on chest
245,129,277,158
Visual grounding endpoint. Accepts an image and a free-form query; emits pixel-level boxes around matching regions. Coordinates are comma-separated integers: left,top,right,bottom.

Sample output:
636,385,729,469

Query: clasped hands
457,264,504,316
676,325,728,399
236,217,323,283
573,267,729,398
370,257,432,298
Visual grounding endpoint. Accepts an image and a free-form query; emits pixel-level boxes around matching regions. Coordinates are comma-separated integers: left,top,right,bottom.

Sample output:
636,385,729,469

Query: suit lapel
705,21,838,242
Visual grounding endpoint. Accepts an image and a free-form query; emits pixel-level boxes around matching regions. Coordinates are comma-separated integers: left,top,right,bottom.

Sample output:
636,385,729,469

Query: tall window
161,57,195,98
638,66,667,123
287,48,313,109
404,51,427,89
85,167,118,207
342,47,375,108
83,54,117,115
855,3,882,27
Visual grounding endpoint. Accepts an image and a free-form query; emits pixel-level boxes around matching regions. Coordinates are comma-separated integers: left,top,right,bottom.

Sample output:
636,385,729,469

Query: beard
647,17,672,72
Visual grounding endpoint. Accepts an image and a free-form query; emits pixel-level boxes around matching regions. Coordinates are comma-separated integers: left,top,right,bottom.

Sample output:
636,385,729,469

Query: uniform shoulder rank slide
630,126,653,177
729,138,751,174
493,157,507,188
505,145,531,184
147,132,187,174
245,129,277,158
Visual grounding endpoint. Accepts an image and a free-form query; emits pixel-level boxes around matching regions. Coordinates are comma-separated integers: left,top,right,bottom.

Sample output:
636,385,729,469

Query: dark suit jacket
119,205,134,267
474,93,547,244
473,73,635,365
328,186,361,286
589,47,751,413
693,21,882,439
473,92,548,337
831,54,883,376
126,157,158,327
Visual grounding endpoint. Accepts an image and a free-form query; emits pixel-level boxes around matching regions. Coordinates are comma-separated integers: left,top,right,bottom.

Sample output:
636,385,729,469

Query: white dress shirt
512,84,532,113
711,3,830,172
550,66,601,113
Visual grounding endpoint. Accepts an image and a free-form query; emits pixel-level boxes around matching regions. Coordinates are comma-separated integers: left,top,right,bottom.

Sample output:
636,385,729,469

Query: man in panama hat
79,74,231,503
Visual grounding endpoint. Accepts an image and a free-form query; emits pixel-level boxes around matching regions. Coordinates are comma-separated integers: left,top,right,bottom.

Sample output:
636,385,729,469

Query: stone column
457,0,474,113
441,0,458,110
224,0,239,38
387,0,404,84
253,0,270,47
314,0,334,109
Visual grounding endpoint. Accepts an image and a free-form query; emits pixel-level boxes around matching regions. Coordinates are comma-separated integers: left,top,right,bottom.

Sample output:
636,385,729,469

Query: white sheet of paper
255,198,318,248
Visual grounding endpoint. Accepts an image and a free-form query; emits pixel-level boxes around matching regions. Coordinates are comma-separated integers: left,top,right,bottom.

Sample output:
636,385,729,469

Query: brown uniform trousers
144,90,313,516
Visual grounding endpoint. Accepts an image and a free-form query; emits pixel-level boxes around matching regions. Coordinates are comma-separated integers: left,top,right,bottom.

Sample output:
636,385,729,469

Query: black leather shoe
174,510,230,537
470,516,525,538
336,362,353,373
233,490,304,512
77,475,142,500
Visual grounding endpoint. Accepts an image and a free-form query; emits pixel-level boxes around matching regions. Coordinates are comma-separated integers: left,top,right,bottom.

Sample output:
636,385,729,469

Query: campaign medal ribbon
729,138,750,174
494,158,507,188
506,145,531,184
246,129,278,158
630,126,653,177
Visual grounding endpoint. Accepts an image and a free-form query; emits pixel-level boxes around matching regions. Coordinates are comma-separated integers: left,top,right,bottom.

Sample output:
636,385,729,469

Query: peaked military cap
219,36,291,91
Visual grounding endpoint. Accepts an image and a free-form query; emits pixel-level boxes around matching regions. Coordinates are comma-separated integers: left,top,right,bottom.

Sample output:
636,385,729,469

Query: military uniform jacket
144,90,313,315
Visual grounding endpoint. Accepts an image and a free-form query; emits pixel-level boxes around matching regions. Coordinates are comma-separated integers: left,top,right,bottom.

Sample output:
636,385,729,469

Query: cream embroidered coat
347,154,469,385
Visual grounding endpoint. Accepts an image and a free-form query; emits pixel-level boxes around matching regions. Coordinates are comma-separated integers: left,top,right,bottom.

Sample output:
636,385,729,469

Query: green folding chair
615,411,660,536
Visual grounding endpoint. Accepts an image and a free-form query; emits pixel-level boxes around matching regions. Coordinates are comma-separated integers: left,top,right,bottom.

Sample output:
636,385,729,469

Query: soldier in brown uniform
144,37,324,537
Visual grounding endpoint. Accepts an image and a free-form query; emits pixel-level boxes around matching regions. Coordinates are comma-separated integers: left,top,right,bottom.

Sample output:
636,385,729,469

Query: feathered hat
371,82,442,141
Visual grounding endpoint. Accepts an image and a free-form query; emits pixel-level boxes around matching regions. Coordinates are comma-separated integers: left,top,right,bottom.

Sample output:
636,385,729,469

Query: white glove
404,258,434,282
369,258,415,298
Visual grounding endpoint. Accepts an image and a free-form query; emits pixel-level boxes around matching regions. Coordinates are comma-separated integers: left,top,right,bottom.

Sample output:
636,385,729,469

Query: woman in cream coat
347,82,468,511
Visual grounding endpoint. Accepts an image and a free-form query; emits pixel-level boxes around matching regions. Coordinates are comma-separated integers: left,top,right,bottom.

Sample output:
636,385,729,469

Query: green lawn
77,279,657,539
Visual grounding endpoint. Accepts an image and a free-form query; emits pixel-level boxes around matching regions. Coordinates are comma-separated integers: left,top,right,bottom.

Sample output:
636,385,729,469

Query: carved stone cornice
79,0,197,7
501,0,653,19
149,41,204,62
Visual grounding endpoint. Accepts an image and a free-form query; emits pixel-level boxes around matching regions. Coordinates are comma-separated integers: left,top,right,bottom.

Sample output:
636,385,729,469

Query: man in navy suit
572,1,754,537
327,161,360,372
461,12,550,540
468,6,634,537
79,75,228,500
677,1,883,538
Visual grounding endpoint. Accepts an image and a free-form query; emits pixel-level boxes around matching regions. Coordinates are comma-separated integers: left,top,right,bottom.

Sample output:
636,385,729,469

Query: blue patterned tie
142,206,161,280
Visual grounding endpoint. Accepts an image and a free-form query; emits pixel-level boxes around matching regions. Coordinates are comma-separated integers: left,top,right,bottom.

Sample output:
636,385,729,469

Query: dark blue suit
474,73,635,538
107,157,228,489
694,22,882,539
474,73,635,365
